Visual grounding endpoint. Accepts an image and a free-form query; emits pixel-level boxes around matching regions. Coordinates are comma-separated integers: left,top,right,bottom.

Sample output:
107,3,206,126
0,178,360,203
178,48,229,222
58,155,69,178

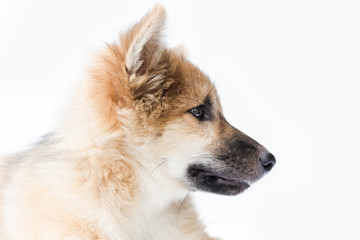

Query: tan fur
0,4,273,240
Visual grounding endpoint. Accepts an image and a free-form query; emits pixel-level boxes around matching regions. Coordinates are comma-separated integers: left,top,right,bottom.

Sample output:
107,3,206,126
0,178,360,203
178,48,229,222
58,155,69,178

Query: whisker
141,159,168,200
174,192,190,224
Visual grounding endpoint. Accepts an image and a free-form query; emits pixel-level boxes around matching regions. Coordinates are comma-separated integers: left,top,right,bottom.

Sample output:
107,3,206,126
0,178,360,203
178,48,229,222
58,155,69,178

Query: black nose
259,153,276,171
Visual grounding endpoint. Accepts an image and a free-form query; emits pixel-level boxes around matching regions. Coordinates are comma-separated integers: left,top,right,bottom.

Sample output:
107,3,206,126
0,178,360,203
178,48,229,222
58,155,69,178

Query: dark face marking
217,135,258,166
213,125,266,182
186,114,275,195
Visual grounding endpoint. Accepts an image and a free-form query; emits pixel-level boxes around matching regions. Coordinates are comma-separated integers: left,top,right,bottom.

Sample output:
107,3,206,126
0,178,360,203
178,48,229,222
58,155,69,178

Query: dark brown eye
189,105,206,120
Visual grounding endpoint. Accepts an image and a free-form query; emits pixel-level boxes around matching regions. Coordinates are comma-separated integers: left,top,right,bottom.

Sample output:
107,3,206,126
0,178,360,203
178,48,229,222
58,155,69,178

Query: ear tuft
124,4,167,76
173,45,189,60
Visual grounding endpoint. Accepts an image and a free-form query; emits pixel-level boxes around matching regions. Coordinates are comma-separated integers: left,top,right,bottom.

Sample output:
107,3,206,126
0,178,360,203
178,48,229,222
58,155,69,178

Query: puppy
0,4,275,240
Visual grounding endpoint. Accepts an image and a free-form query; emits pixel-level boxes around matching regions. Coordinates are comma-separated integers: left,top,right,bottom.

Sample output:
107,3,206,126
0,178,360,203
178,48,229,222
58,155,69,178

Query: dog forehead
169,54,219,108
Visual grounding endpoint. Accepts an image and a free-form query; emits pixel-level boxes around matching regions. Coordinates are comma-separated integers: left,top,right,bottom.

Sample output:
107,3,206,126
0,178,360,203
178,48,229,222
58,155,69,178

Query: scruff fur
0,4,273,240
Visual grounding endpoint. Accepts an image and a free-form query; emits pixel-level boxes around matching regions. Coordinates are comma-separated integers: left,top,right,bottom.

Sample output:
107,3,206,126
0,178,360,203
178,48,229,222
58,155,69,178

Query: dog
0,4,275,240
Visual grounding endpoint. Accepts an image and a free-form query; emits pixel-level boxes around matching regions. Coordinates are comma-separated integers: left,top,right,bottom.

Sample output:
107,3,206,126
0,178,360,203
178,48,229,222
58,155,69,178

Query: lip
187,165,250,195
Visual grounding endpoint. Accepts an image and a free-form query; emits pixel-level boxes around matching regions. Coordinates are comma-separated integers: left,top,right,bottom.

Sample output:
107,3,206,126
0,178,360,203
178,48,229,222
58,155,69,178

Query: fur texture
0,5,274,239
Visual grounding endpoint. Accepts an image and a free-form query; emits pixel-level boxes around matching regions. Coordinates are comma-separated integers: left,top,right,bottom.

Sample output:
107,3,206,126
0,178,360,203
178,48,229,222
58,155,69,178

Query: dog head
89,5,275,196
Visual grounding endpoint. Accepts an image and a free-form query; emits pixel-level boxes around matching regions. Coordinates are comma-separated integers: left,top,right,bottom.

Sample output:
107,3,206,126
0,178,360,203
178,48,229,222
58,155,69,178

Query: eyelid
187,104,203,113
193,104,205,110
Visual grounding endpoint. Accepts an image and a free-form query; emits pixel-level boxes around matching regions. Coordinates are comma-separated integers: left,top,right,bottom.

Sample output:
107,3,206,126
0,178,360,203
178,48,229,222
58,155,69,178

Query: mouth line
194,167,246,186
187,165,250,195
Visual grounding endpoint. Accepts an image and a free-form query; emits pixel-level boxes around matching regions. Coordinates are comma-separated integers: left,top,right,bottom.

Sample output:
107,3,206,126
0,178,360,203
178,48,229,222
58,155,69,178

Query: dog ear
86,5,168,130
117,4,176,103
122,4,166,77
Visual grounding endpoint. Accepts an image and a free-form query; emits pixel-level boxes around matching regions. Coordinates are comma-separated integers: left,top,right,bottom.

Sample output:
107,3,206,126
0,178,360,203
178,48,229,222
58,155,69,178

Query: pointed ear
121,4,166,76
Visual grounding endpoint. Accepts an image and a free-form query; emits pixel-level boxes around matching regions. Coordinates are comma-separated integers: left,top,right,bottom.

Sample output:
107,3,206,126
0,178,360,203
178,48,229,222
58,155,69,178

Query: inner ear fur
122,4,166,77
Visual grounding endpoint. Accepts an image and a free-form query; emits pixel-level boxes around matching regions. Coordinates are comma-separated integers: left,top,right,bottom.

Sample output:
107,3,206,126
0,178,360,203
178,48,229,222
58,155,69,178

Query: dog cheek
162,136,211,180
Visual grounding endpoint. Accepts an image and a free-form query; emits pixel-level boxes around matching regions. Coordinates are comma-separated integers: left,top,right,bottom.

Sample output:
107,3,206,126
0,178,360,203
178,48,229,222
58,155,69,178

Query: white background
0,1,359,239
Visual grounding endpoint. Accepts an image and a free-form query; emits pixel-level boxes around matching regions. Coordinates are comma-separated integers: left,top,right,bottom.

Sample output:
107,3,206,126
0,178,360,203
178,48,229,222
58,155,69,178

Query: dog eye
189,105,206,120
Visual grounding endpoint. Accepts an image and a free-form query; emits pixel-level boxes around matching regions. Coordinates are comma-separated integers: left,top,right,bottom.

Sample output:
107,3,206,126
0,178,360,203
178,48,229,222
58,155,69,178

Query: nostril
259,153,276,171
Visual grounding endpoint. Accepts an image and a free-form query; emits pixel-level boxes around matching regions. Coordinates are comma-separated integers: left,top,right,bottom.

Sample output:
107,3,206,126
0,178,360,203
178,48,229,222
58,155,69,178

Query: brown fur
0,4,274,239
